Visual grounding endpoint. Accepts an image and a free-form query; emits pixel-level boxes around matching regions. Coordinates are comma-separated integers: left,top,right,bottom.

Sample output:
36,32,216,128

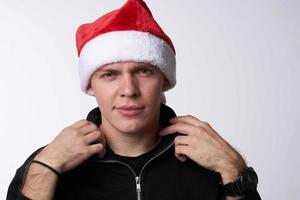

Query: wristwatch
222,167,258,197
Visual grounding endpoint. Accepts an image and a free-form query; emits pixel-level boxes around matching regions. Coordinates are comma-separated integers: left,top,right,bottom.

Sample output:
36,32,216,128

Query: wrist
26,162,59,178
31,160,61,177
220,167,241,184
221,167,259,197
216,154,246,184
34,147,65,174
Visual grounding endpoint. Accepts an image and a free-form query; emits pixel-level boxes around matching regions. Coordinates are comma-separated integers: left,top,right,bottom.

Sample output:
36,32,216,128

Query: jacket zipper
136,176,141,200
95,140,174,200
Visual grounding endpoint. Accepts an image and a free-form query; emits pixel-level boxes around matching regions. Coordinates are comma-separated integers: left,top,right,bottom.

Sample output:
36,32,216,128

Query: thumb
98,144,106,158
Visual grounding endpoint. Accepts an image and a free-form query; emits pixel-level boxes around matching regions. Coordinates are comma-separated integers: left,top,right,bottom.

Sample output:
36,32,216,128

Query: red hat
76,0,176,101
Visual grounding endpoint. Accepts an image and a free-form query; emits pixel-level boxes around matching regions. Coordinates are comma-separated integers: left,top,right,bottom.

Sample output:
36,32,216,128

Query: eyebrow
94,68,118,75
96,64,155,72
97,68,117,72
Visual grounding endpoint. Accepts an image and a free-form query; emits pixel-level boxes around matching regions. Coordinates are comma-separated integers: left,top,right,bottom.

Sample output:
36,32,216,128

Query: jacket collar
86,103,178,161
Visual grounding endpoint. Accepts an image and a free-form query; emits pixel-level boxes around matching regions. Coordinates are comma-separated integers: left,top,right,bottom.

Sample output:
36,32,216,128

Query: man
7,0,261,199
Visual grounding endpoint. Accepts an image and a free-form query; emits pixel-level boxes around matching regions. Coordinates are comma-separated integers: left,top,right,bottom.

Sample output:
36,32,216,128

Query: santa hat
76,0,176,102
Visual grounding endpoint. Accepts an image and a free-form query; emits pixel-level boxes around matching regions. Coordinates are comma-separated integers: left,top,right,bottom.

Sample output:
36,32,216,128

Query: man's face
87,62,167,134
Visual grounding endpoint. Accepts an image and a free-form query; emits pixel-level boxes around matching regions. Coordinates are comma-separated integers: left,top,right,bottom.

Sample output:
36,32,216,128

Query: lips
115,105,144,117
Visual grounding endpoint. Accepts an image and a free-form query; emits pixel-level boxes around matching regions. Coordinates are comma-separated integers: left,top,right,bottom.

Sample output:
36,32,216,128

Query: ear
86,85,95,96
162,77,170,91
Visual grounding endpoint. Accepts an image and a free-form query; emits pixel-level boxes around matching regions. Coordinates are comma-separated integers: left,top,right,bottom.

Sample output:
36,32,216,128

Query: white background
0,0,299,199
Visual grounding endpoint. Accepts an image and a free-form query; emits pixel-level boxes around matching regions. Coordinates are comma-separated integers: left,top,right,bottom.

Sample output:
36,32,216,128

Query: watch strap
222,167,258,197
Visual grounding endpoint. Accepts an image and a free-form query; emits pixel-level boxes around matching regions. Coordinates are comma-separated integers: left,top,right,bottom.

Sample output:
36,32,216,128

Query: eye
136,67,153,76
103,72,113,77
99,71,115,79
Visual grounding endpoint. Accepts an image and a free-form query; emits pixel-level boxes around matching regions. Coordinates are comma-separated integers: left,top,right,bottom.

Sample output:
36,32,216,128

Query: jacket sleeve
217,189,261,200
6,147,45,200
216,180,261,200
242,190,261,200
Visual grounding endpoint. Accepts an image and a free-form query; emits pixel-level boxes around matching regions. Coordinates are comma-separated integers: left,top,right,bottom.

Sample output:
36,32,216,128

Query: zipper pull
135,176,141,200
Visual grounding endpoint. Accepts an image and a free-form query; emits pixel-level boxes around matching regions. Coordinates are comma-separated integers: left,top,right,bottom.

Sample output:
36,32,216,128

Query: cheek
92,85,116,108
141,79,164,101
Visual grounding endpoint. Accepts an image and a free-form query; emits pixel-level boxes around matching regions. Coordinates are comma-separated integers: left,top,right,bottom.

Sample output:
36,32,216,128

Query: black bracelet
31,160,61,177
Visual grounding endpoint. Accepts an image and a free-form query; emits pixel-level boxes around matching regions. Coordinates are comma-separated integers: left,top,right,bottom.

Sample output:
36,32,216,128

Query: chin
115,120,145,134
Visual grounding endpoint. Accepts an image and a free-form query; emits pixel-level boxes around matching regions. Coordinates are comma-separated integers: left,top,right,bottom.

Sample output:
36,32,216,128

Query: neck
100,114,161,157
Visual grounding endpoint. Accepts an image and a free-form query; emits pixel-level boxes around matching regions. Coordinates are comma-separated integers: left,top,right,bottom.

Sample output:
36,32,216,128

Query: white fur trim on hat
78,30,176,93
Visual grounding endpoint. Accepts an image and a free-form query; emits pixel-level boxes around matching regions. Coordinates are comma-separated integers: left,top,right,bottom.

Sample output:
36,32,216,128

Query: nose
119,74,140,98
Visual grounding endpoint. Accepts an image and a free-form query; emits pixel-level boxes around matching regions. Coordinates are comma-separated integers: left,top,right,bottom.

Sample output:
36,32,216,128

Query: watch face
240,167,258,191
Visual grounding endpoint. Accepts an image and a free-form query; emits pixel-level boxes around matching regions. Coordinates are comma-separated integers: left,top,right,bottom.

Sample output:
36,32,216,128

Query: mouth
115,105,145,117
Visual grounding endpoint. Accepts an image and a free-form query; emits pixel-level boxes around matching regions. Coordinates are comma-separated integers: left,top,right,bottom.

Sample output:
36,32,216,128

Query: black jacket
7,104,261,200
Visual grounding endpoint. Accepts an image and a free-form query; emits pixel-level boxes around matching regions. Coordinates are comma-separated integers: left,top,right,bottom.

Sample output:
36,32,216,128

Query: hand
160,115,246,183
34,119,106,174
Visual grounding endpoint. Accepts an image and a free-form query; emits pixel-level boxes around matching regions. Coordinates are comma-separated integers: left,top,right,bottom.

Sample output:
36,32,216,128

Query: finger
175,145,189,162
170,115,212,130
88,143,105,158
176,153,187,162
71,119,91,129
174,135,192,146
98,146,106,158
160,122,199,136
78,124,99,135
84,130,102,144
100,133,107,146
